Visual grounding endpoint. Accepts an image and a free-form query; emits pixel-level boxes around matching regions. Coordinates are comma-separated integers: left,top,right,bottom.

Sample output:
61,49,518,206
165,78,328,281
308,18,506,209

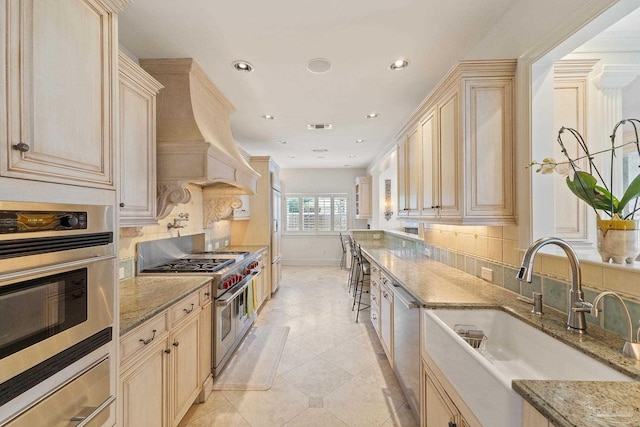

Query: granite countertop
119,245,268,336
119,275,211,335
358,240,640,427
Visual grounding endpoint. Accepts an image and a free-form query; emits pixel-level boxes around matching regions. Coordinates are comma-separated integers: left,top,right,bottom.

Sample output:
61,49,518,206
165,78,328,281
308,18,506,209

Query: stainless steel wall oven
0,201,115,423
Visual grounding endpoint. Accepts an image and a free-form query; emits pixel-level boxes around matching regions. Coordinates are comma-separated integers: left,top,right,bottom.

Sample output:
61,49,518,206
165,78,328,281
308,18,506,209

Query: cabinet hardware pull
139,329,157,345
164,348,171,354
12,142,30,152
183,303,195,314
173,341,179,347
448,422,457,427
204,292,210,297
119,202,125,208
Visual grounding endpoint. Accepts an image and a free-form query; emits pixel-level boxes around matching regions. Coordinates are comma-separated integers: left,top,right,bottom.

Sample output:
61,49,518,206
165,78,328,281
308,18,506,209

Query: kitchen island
357,238,640,427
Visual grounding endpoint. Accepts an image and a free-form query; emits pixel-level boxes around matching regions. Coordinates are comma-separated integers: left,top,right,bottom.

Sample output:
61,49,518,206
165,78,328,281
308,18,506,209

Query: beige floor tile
279,357,353,397
222,377,309,427
320,340,381,376
182,266,415,427
324,376,407,426
283,407,348,427
381,402,419,427
275,340,317,376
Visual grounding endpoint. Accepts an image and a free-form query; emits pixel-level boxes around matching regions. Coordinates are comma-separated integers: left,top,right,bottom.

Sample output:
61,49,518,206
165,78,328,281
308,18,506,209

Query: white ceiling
119,0,518,169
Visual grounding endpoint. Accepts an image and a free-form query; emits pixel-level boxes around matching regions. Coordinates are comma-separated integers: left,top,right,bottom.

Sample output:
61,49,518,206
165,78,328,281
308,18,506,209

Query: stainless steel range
137,235,261,375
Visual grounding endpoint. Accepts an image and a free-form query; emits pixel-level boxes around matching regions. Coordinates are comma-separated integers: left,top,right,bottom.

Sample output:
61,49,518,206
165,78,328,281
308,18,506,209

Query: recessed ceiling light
277,140,288,144
366,113,379,119
232,60,254,72
307,58,332,74
262,114,275,120
344,164,351,167
389,58,410,70
348,155,356,158
355,139,365,144
288,155,295,158
312,149,328,153
317,156,326,159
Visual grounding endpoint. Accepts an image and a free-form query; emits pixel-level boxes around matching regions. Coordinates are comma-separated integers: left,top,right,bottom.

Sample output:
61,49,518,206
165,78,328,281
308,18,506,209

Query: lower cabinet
169,317,201,426
380,280,394,363
522,401,555,427
120,284,211,427
421,356,480,427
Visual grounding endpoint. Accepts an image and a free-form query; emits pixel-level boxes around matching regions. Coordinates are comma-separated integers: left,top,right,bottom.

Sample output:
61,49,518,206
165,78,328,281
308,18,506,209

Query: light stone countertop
358,240,640,427
119,245,268,336
119,275,211,335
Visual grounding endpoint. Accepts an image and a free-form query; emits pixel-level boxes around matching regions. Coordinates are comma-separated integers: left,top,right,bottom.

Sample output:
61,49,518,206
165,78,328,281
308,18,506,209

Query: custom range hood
139,58,260,219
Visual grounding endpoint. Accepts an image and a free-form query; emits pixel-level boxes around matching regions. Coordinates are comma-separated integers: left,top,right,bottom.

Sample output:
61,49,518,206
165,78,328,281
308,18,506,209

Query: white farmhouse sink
423,309,632,427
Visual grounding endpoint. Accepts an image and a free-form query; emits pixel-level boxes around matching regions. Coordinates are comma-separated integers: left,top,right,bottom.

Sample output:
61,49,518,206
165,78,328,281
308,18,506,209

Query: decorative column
592,64,640,198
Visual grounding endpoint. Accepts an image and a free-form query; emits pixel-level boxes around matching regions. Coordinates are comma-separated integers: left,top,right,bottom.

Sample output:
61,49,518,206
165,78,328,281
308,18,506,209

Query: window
285,194,348,233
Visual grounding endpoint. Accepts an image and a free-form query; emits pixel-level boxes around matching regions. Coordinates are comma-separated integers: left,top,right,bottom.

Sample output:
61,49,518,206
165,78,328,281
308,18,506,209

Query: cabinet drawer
370,280,380,312
370,308,380,336
199,283,212,306
120,312,168,365
170,292,201,327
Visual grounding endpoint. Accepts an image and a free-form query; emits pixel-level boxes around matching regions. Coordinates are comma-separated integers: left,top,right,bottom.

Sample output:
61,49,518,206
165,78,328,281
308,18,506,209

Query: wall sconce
384,179,394,221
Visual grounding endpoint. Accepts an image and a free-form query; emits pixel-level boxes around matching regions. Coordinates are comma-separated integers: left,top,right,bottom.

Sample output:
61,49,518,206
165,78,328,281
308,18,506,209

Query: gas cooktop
141,258,234,274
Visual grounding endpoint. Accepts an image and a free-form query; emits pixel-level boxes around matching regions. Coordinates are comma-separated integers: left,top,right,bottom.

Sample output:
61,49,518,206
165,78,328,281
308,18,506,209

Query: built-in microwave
0,202,115,412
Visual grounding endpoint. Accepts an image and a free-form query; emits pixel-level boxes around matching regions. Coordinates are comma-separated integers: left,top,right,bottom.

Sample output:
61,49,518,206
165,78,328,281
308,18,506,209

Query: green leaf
618,173,640,213
565,172,616,213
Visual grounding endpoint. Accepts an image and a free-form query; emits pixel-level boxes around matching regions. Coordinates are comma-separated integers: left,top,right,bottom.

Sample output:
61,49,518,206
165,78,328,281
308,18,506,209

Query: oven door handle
70,394,115,426
217,283,248,307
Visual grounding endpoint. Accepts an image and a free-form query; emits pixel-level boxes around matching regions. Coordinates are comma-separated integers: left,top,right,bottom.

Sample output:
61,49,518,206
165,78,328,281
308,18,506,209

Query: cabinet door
425,374,458,427
169,315,200,427
438,88,461,217
2,0,116,188
406,127,420,215
120,339,168,427
420,111,438,216
118,52,162,227
198,302,212,386
463,77,515,220
397,141,408,216
380,283,393,363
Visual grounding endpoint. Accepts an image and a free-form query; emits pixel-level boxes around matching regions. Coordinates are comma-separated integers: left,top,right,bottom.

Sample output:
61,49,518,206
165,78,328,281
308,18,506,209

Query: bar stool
339,232,347,269
351,243,370,322
347,237,359,293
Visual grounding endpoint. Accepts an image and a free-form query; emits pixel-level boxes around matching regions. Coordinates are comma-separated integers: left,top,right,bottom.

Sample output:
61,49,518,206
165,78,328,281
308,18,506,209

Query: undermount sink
423,308,632,427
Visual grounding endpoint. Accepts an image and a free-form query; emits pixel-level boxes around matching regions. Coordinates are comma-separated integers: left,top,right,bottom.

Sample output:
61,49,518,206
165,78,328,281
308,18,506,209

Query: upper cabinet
397,60,516,225
397,129,420,216
355,176,372,219
118,52,163,229
1,0,125,189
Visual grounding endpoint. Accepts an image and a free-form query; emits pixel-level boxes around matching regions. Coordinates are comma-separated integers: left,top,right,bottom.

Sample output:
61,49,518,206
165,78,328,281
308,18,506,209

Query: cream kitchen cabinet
198,285,213,402
522,401,557,427
421,356,480,427
397,128,420,217
120,285,209,427
355,176,372,219
118,51,163,229
379,278,394,364
1,0,122,189
397,60,516,225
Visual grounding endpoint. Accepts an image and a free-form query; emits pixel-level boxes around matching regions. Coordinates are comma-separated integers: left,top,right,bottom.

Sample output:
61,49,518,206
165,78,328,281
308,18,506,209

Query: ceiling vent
307,123,332,130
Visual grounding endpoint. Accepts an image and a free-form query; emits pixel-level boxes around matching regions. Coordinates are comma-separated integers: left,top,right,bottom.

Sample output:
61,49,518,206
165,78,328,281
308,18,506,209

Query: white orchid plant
530,119,640,220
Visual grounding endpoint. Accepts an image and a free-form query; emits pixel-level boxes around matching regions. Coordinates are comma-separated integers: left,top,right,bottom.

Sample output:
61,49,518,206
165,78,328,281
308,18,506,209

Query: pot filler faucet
516,237,587,333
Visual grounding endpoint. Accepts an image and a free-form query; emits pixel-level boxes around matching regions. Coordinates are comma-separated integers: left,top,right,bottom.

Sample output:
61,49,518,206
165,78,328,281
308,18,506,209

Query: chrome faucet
575,291,640,360
516,237,587,333
167,213,189,230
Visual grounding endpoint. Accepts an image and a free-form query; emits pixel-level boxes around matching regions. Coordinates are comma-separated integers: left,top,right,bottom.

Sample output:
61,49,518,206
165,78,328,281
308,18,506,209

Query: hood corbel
157,180,192,220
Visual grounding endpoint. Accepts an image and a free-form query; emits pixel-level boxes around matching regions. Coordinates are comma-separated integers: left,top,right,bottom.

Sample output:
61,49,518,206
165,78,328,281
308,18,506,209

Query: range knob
60,215,79,228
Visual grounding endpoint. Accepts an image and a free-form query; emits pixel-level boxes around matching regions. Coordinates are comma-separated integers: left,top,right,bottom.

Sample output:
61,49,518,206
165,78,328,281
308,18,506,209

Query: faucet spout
517,237,586,333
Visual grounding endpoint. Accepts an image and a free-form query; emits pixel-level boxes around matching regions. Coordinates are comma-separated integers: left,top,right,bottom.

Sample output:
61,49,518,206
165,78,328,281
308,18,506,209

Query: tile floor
178,265,418,427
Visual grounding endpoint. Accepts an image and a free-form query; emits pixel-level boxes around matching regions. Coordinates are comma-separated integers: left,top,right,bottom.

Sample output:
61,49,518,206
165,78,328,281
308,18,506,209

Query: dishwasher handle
393,283,420,309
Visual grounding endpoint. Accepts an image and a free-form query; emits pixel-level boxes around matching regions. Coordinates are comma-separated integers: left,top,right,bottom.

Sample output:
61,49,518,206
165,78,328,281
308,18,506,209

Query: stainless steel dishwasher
393,283,421,420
